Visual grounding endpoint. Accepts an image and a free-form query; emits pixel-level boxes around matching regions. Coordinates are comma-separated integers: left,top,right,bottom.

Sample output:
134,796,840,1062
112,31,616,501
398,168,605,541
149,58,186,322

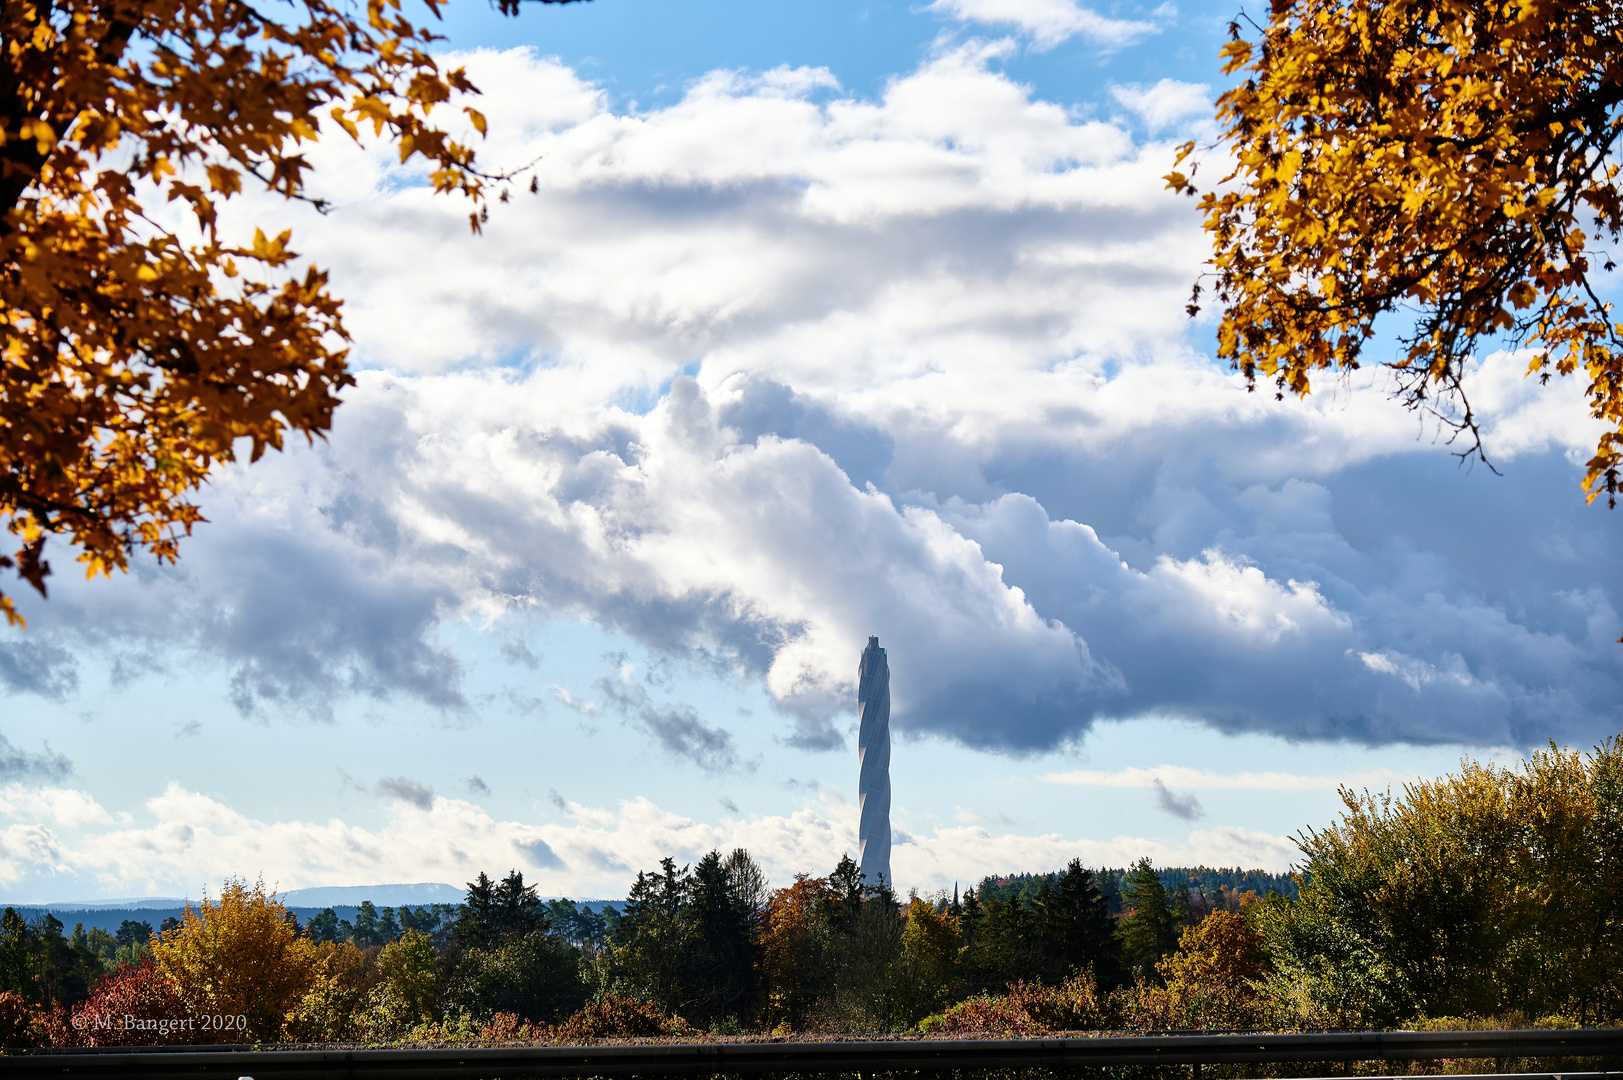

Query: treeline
977,866,1296,910
1,737,1619,1045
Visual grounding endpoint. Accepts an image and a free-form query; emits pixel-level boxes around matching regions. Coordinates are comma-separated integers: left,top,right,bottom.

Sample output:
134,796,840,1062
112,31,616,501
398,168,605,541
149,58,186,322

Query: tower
858,635,891,888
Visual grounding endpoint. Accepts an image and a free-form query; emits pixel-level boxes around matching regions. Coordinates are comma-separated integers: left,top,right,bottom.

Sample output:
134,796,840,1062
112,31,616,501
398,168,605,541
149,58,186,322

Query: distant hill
279,883,465,907
30,897,190,910
0,890,626,937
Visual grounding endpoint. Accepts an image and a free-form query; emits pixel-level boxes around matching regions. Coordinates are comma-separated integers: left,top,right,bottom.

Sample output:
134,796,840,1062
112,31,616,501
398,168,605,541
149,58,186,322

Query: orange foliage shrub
0,990,37,1047
480,1012,533,1040
551,995,698,1040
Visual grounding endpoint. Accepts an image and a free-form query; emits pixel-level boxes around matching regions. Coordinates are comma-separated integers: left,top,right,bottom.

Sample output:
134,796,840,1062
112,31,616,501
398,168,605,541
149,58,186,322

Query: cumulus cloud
0,783,1298,898
6,46,1619,757
0,785,120,828
7,515,466,720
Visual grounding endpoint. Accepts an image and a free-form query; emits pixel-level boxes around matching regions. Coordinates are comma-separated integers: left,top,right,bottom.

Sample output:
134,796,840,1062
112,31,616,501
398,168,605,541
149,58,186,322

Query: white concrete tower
857,635,891,888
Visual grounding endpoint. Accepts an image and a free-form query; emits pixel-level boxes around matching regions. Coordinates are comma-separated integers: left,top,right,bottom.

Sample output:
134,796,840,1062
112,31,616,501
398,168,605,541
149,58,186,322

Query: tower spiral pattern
858,635,891,888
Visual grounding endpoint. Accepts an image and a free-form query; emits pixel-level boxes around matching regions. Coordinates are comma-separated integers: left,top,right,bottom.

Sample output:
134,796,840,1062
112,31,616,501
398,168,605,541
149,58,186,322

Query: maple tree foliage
1168,0,1623,509
0,0,578,626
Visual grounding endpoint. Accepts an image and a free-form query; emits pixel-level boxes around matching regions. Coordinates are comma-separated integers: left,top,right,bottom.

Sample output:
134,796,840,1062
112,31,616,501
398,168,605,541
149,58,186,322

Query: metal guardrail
4,1028,1623,1080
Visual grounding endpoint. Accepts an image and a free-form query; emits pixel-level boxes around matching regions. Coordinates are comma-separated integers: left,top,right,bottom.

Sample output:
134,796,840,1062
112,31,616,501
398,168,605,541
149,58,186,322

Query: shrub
552,994,698,1040
68,958,190,1046
30,1003,77,1048
918,976,1108,1035
0,990,35,1047
441,931,586,1025
479,1011,533,1040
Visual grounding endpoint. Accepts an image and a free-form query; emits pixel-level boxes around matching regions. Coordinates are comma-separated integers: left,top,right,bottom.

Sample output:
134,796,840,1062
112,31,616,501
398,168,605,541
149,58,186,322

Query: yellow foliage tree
900,897,960,1011
369,928,442,1030
1170,0,1623,510
150,877,318,1042
1154,910,1268,1028
0,0,577,626
1259,738,1623,1026
284,940,380,1042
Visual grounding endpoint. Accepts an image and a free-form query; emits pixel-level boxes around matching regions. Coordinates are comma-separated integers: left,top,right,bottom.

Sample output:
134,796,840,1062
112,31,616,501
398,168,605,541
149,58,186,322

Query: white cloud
1110,79,1212,134
928,0,1159,49
1043,765,1410,790
0,784,1299,899
1356,650,1475,692
9,46,1620,761
0,785,123,828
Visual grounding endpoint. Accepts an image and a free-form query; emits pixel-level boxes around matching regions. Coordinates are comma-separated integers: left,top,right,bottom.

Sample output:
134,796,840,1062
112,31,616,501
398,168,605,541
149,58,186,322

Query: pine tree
1040,859,1124,988
1120,858,1178,982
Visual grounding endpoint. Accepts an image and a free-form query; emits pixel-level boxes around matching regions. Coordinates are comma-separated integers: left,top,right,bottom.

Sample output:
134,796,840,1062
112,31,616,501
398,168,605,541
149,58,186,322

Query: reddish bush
70,958,193,1046
551,995,697,1040
32,1002,78,1048
479,1012,533,1040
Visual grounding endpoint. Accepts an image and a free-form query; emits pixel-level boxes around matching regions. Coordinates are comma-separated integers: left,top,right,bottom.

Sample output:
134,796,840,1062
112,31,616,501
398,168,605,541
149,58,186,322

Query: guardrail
5,1027,1623,1080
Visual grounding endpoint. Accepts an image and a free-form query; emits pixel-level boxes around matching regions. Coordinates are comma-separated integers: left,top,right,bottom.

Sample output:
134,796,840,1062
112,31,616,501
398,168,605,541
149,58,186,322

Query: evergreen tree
455,870,547,951
116,920,154,950
614,858,695,1015
828,854,865,927
398,905,442,941
352,900,382,947
685,848,766,1026
377,906,401,944
1040,859,1123,988
1171,881,1196,930
1120,858,1178,982
303,908,348,945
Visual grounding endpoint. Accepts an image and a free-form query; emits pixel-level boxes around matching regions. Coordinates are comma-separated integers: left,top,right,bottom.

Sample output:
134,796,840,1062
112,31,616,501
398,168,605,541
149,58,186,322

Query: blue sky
0,0,1618,902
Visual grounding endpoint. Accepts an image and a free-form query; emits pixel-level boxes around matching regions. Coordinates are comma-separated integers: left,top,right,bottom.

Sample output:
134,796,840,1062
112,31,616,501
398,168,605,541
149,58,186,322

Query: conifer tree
1120,858,1178,982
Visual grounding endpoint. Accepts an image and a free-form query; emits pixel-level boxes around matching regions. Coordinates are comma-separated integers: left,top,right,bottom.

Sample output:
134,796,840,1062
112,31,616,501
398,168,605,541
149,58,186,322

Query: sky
0,0,1619,903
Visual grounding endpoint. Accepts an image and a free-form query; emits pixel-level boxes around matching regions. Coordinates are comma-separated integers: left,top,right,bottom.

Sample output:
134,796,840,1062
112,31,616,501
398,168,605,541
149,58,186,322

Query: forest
1,739,1619,1047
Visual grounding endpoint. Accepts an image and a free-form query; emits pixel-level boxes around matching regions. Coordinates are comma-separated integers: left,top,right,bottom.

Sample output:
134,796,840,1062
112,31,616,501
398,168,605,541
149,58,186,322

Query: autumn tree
760,875,831,1029
899,898,960,1012
1154,910,1268,1028
1170,0,1623,508
1259,739,1623,1027
370,928,442,1028
150,877,318,1041
0,0,578,626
